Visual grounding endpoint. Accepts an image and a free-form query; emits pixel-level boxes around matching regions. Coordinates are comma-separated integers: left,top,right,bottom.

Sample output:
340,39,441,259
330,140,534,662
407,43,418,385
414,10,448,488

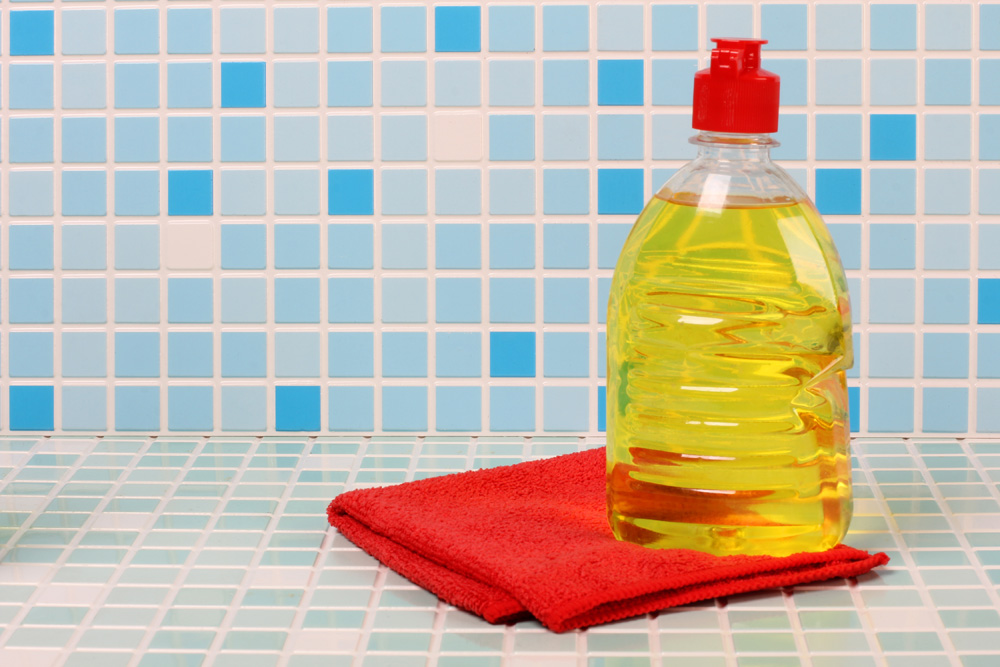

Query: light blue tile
274,277,319,323
62,225,106,270
63,170,107,216
436,387,481,431
869,278,915,324
924,278,970,324
981,169,1000,214
222,386,266,431
435,224,480,269
382,278,427,323
10,117,54,163
544,332,589,378
772,113,806,160
816,59,862,105
544,278,589,323
328,332,374,378
168,8,211,55
598,5,643,51
167,62,213,109
489,114,534,161
167,116,212,162
221,7,265,54
543,168,589,214
327,6,372,54
871,60,917,105
489,5,534,53
63,387,107,431
274,61,319,108
114,63,158,109
115,224,159,270
221,116,265,162
489,169,535,215
542,60,589,106
828,224,861,270
435,169,481,215
168,278,213,324
168,387,213,432
868,387,914,433
381,169,428,216
924,224,970,270
543,5,588,51
925,169,971,215
871,4,916,50
380,61,425,107
761,4,806,50
328,278,374,324
274,169,320,216
9,170,54,217
490,386,535,431
115,8,158,55
327,115,373,161
435,60,481,106
544,223,589,269
815,114,861,160
652,114,695,159
329,223,373,270
381,224,427,270
435,332,481,378
870,224,915,269
382,332,428,378
436,278,481,324
869,333,914,378
275,332,320,378
489,277,535,323
925,114,971,160
63,333,107,378
63,8,107,55
543,115,589,161
489,60,534,106
544,386,588,431
927,4,971,50
978,388,1000,432
62,278,107,324
923,387,968,433
115,169,160,216
870,169,916,215
381,115,427,162
981,224,1000,269
924,333,969,379
63,63,106,110
598,114,643,160
63,117,107,163
652,5,698,51
274,8,318,54
9,278,54,323
9,224,54,270
329,387,374,432
816,5,861,50
167,332,212,378
926,59,972,105
489,224,534,269
651,59,698,106
221,332,266,378
382,386,428,431
381,6,426,53
706,4,753,46
115,278,159,323
9,332,54,378
9,64,54,110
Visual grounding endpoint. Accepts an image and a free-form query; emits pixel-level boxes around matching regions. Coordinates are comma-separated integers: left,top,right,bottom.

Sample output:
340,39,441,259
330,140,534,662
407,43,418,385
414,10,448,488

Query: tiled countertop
0,436,998,666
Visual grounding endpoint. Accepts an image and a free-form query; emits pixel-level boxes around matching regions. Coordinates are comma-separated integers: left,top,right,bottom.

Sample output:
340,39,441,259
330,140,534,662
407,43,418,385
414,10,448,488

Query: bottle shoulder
659,156,809,209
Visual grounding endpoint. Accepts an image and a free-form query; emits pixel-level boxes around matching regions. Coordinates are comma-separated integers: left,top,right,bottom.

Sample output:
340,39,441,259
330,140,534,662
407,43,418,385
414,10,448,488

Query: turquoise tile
23,606,89,625
193,550,254,567
877,631,943,652
67,548,128,564
0,586,34,603
78,628,146,649
242,589,304,607
310,588,373,607
658,633,724,652
7,627,76,647
48,497,102,511
798,610,863,629
805,632,870,652
162,608,227,626
912,551,971,566
213,656,280,667
792,589,855,608
260,551,316,566
949,630,1000,650
223,499,278,514
149,630,216,650
375,588,438,608
728,610,793,630
930,589,993,606
53,566,116,583
316,569,378,587
138,655,206,667
155,515,211,530
732,632,798,652
94,606,160,626
939,609,1000,628
948,499,1000,513
221,630,288,650
18,530,76,545
861,589,924,607
439,632,505,652
440,659,501,667
303,609,367,629
5,547,63,563
65,652,133,667
967,533,1000,547
367,631,432,651
119,567,182,584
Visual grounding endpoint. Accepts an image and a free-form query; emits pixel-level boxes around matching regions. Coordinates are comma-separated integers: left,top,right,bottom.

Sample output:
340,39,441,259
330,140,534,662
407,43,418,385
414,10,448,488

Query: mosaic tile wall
0,1,998,435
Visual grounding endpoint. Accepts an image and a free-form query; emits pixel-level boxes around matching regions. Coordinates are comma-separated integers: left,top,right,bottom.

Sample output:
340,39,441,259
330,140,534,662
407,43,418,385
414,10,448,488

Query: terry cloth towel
327,447,889,633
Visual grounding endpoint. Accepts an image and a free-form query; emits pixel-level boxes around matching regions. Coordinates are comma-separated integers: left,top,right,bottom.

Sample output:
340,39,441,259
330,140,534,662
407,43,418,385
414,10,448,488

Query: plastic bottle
606,38,853,557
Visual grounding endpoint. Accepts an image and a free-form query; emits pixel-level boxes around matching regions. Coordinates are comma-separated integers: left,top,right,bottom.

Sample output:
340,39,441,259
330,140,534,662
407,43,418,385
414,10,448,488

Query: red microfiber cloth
327,447,889,633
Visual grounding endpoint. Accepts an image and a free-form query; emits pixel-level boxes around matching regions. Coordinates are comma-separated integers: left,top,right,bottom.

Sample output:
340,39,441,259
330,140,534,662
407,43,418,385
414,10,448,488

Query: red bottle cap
692,38,780,134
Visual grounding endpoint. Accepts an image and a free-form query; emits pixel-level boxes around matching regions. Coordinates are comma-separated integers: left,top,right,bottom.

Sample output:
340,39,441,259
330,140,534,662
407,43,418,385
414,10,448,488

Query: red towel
327,447,889,633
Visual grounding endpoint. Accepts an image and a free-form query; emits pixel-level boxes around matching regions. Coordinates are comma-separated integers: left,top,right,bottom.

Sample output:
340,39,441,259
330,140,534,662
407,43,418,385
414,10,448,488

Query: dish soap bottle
606,38,853,557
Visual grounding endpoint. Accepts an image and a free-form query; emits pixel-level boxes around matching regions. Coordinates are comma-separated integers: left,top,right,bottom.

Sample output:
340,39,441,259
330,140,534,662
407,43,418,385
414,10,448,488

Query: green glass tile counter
0,436,998,666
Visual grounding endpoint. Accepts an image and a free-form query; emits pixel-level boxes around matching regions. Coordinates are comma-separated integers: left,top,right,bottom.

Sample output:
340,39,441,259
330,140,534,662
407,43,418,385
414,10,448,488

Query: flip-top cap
692,38,780,133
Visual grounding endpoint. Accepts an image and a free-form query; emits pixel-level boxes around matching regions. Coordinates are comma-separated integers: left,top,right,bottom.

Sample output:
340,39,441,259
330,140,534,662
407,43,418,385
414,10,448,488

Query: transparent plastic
606,131,854,557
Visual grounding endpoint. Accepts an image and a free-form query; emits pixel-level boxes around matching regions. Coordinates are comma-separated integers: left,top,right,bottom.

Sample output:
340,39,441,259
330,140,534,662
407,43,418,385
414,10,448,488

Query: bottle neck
690,131,776,162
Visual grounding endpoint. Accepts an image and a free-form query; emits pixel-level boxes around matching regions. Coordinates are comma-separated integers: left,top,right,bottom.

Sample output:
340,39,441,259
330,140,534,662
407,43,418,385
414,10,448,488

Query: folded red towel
327,447,889,632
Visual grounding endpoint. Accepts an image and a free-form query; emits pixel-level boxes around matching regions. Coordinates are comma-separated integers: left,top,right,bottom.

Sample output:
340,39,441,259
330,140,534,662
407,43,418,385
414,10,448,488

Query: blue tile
63,117,107,163
924,333,969,379
435,224,480,270
168,387,213,432
542,60,589,106
436,332,481,378
490,5,534,52
489,224,534,269
9,278,54,324
763,59,807,106
220,116,265,162
598,4,643,51
9,225,54,270
275,277,320,323
772,113,807,161
984,5,1000,50
114,277,159,323
167,62,212,109
598,386,607,432
115,8,158,55
9,117,54,163
489,115,534,161
62,278,107,324
761,4,806,51
168,8,212,54
274,168,320,215
221,62,266,108
9,63,54,110
923,388,968,433
435,6,481,52
489,386,535,431
870,115,916,160
436,278,481,324
597,277,612,325
597,114,643,160
328,169,374,215
221,224,265,270
706,4,753,45
597,224,631,270
168,332,213,378
10,10,55,56
221,332,266,378
828,224,861,270
435,60,481,106
9,332,54,378
329,332,374,378
869,59,915,106
489,60,533,106
381,115,427,161
435,169,481,215
329,387,375,432
926,4,971,50
327,7,372,53
848,386,860,433
114,63,158,109
222,386,266,431
62,170,107,216
652,5,697,51
381,277,427,323
979,333,1000,378
977,388,1000,433
489,169,534,216
329,224,373,270
816,59,861,105
328,278,374,324
815,169,861,215
650,115,695,160
925,169,970,215
981,169,1000,214
925,114,972,160
221,7,265,54
543,5,588,51
870,169,916,215
868,333,915,378
815,4,860,50
62,387,106,431
597,60,643,106
9,386,54,431
543,115,589,161
924,278,970,324
871,4,916,50
436,387,482,431
167,116,212,163
221,278,266,323
597,169,643,215
115,332,160,378
275,224,320,270
380,61,423,107
168,278,213,324
273,61,319,108
490,278,535,324
115,386,159,431
274,7,318,54
868,387,914,433
651,59,698,107
543,224,589,270
982,60,1000,106
381,169,428,216
869,278,915,324
544,332,589,378
979,279,1000,324
382,332,428,378
924,224,970,270
382,386,428,431
544,278,589,323
276,386,320,431
62,224,106,270
167,170,213,216
381,6,426,53
9,170,54,217
926,59,972,105
981,225,1000,269
275,332,320,378
63,9,107,56
490,332,536,378
870,224,916,270
544,386,589,432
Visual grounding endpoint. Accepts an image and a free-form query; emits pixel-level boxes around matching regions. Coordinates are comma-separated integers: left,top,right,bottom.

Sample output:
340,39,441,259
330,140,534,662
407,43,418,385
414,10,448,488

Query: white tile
166,222,214,269
433,113,484,161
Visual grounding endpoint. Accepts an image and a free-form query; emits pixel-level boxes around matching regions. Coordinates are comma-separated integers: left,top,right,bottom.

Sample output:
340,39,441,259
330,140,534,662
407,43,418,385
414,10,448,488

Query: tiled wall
0,1,998,435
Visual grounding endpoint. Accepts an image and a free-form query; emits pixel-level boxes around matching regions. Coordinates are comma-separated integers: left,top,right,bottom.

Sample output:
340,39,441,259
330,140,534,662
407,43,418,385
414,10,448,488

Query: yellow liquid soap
606,192,853,557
